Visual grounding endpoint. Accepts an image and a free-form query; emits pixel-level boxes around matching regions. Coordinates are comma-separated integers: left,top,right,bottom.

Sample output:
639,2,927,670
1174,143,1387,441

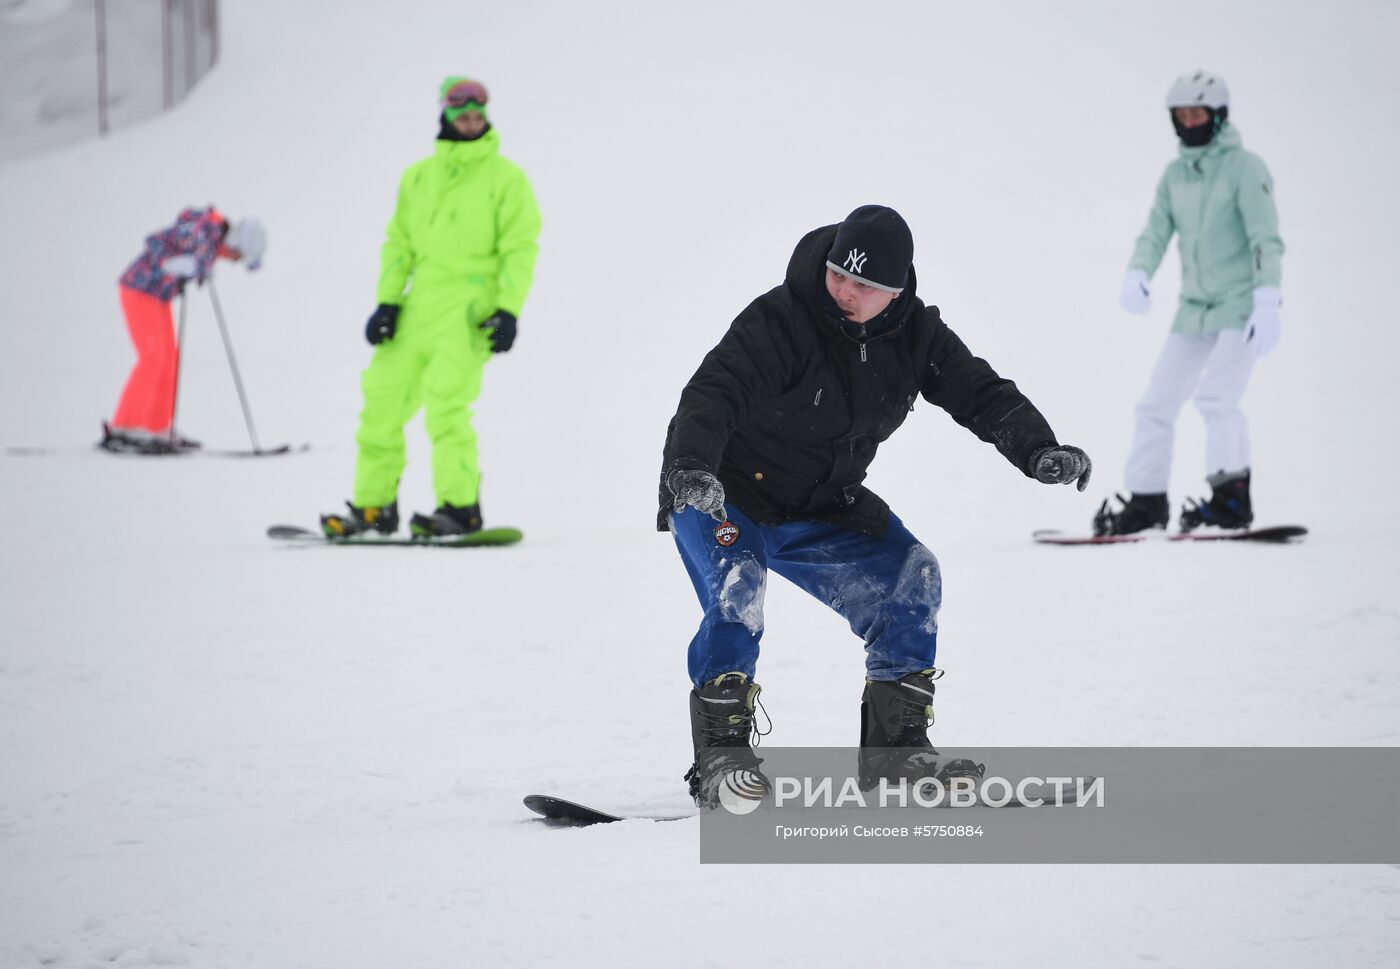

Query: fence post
95,0,109,135
184,1,195,94
208,0,220,68
162,0,173,110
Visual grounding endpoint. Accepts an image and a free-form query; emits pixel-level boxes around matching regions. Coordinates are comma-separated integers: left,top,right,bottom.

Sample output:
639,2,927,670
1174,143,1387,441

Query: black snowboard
523,780,1090,824
1033,525,1307,545
523,794,694,826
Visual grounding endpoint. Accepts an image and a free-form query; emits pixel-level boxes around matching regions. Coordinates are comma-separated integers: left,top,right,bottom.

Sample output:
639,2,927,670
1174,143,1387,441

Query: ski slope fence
0,0,219,162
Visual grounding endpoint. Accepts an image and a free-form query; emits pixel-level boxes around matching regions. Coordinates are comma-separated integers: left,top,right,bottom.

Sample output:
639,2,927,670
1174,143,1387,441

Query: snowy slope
2,1,1399,966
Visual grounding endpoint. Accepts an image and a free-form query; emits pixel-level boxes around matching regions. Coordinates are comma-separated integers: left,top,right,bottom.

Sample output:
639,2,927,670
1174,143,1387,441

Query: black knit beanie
825,205,913,292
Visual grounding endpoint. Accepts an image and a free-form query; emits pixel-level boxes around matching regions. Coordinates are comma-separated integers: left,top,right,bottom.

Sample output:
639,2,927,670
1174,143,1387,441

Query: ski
203,443,308,458
267,524,523,547
524,794,694,826
1033,525,1307,545
5,443,308,458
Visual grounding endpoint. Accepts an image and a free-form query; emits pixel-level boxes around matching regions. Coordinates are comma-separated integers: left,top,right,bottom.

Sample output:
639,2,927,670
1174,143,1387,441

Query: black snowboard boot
1092,492,1169,536
320,500,399,537
409,502,483,537
684,672,772,810
857,669,984,793
1180,470,1253,532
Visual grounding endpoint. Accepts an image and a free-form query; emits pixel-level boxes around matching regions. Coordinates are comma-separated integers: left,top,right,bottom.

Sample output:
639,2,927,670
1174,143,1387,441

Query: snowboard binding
1092,492,1169,536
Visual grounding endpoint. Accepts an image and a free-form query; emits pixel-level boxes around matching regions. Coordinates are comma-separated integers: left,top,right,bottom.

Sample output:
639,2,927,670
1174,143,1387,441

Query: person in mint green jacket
1094,70,1284,537
322,76,541,538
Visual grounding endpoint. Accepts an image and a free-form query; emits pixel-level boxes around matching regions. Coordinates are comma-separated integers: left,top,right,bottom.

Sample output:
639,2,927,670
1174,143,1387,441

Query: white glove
161,254,198,279
1119,269,1151,314
1245,286,1281,358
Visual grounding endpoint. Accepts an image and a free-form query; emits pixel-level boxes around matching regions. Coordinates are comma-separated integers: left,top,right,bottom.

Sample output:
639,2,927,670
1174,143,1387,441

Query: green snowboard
267,524,522,547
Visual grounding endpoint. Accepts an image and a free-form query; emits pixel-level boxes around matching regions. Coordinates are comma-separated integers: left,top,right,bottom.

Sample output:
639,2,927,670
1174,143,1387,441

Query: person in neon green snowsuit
323,76,540,538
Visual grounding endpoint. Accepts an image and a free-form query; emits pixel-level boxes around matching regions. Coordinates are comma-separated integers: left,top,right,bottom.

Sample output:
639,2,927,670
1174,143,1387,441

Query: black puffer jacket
658,224,1060,535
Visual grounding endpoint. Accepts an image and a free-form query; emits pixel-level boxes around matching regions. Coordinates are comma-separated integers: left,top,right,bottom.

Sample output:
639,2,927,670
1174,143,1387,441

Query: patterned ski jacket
376,128,540,325
119,207,227,302
1129,124,1284,334
658,224,1060,536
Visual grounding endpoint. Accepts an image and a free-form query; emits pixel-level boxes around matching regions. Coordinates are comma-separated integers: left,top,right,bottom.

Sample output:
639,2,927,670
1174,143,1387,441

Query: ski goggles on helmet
442,80,489,109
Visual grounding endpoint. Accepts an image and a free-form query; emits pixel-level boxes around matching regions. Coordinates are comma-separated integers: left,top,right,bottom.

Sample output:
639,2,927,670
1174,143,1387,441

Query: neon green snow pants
353,292,493,508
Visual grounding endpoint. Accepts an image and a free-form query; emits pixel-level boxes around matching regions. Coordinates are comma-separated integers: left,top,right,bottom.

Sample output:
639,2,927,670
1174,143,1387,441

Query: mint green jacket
1130,124,1283,334
376,129,540,319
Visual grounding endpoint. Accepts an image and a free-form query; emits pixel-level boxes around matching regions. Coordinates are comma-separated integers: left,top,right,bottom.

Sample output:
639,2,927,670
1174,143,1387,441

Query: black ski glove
365,304,400,345
1030,445,1093,492
667,469,727,521
479,309,517,353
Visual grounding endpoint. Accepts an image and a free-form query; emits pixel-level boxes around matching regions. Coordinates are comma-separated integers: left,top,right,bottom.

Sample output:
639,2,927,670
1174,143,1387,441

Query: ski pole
169,288,189,449
206,278,264,453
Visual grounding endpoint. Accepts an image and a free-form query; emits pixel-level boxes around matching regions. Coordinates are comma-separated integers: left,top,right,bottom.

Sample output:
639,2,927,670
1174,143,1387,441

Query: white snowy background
3,0,1399,966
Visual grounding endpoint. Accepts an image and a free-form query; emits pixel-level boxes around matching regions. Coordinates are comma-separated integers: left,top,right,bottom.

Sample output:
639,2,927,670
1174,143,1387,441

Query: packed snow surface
3,1,1398,966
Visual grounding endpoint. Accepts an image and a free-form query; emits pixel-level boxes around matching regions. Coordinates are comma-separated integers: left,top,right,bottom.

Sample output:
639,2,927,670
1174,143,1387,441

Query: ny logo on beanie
826,205,913,293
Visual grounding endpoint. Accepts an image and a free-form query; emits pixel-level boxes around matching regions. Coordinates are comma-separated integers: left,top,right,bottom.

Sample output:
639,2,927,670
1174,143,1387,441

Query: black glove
479,309,517,353
1030,445,1093,492
667,469,727,521
365,304,400,345
174,275,206,297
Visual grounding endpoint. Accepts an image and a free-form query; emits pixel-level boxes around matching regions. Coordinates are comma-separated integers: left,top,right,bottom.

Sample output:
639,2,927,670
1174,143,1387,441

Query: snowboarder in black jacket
660,205,1091,808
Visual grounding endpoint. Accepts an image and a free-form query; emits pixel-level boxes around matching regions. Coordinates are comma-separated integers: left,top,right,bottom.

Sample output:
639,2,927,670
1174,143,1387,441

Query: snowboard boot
684,672,772,810
320,500,400,537
857,669,985,793
1180,470,1253,532
409,502,483,538
1092,492,1169,536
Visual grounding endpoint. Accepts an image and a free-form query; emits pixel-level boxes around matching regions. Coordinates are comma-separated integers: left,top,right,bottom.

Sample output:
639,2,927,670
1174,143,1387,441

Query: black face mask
436,112,491,142
1170,106,1227,147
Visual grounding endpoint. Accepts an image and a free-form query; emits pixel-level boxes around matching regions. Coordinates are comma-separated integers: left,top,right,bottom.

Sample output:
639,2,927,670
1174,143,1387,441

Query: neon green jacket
1130,124,1283,334
375,129,540,318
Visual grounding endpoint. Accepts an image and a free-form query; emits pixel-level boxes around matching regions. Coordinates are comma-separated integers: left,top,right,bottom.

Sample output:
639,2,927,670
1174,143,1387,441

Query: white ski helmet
227,217,267,271
1165,70,1230,111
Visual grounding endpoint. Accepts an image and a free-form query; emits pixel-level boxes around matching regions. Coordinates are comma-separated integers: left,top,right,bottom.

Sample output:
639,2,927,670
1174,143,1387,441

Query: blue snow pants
670,504,941,688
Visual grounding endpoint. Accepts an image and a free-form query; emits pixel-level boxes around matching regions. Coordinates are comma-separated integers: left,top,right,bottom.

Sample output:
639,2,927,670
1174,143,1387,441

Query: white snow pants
1124,328,1256,493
